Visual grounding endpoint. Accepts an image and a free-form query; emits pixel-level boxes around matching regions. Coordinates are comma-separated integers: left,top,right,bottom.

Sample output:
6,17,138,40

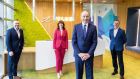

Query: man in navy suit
109,19,126,79
6,19,24,79
72,11,97,79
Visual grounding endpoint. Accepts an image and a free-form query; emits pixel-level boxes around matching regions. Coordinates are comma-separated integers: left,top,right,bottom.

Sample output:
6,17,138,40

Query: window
0,0,14,76
0,1,4,54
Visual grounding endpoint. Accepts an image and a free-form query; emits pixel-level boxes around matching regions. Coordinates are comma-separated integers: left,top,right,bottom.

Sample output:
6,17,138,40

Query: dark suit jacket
6,27,24,53
72,23,97,57
109,28,126,51
53,29,68,49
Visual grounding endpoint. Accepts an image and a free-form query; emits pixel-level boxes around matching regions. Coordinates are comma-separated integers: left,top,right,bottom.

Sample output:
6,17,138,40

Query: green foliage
14,0,51,47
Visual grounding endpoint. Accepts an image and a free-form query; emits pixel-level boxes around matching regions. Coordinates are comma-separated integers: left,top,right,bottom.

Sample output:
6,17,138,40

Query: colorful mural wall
83,4,117,50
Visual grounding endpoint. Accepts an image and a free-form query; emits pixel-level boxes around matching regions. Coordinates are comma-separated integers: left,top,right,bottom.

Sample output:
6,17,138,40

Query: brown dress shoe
14,76,22,79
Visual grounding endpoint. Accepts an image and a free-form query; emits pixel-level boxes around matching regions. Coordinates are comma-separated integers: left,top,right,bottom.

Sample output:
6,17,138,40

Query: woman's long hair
57,20,65,30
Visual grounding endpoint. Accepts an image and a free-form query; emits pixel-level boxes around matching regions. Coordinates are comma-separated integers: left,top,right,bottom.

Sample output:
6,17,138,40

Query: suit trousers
75,55,94,79
55,46,65,73
8,52,21,79
111,49,124,76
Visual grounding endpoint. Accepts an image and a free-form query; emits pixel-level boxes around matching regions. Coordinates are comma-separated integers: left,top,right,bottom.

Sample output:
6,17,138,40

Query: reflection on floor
127,46,140,53
3,50,140,79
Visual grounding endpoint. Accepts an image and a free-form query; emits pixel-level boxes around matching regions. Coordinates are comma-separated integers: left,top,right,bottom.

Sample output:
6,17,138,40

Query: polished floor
4,50,140,79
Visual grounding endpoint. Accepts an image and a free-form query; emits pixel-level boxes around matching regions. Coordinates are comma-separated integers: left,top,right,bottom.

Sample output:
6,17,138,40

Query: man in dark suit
72,11,97,79
6,19,24,79
109,19,126,79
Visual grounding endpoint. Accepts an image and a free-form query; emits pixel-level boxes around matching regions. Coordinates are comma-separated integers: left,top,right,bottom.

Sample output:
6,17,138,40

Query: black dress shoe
112,71,118,75
120,76,124,79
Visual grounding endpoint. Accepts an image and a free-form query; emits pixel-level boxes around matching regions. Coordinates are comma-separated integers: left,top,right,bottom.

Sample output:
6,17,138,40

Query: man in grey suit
72,11,97,79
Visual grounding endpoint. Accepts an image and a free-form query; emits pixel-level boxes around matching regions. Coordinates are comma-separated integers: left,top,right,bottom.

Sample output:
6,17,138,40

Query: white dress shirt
82,23,88,32
14,26,20,38
114,27,119,37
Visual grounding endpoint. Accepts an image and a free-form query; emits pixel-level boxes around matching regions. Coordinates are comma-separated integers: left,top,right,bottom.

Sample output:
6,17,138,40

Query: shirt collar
82,22,88,27
114,27,119,31
14,26,20,31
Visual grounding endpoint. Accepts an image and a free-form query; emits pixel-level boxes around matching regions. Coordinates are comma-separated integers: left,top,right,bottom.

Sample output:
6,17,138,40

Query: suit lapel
79,23,84,39
112,30,115,39
115,28,120,39
19,29,22,39
12,28,19,39
58,29,63,38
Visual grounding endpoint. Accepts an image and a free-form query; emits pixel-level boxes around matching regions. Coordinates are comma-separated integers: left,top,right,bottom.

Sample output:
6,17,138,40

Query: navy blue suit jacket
109,28,126,51
6,27,24,53
72,23,97,57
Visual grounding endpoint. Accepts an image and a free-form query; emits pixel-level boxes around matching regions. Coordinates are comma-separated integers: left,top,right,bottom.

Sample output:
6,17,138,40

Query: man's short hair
114,19,120,22
14,19,19,21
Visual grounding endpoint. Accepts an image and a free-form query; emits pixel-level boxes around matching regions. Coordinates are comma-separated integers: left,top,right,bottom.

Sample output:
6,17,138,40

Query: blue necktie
83,25,87,39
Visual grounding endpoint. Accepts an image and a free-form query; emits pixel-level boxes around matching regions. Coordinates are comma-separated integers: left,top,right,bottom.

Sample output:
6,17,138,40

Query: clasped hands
78,53,90,61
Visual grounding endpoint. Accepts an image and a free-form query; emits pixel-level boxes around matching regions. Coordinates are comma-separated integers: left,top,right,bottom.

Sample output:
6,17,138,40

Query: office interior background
0,0,140,79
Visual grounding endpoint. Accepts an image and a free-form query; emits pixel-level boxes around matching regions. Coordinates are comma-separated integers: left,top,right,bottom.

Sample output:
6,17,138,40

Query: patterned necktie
16,28,20,38
83,25,87,39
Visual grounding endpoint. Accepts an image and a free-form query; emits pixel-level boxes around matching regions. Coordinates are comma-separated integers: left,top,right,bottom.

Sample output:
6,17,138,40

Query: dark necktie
83,25,87,39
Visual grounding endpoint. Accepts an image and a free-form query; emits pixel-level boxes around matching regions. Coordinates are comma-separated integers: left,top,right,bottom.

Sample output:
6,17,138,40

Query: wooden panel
33,0,124,3
117,0,140,29
26,0,82,39
83,0,124,3
18,53,35,70
4,53,35,73
32,0,82,2
3,48,35,75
